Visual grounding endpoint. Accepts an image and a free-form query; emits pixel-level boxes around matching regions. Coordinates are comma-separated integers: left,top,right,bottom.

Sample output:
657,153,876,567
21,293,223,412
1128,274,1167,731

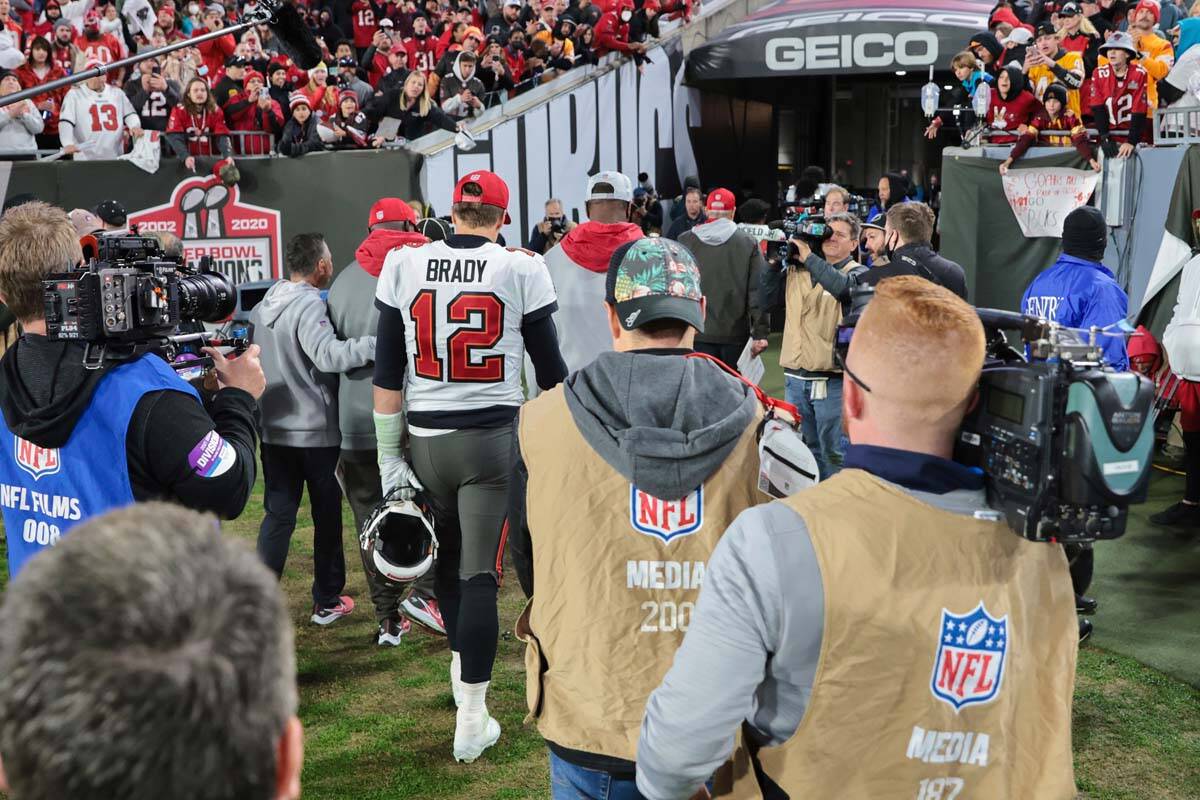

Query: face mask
620,9,631,21
188,3,199,14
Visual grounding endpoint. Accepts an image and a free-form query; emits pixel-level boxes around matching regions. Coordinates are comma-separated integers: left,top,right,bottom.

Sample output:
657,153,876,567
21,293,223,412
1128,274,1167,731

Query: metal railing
1152,106,1200,145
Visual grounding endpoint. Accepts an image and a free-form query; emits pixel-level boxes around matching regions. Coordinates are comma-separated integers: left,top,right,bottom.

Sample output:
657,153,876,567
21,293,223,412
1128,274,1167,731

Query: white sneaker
453,710,501,763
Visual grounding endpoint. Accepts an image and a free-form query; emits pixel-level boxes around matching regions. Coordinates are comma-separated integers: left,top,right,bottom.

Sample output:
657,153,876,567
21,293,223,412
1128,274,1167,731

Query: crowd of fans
0,0,694,158
925,0,1200,169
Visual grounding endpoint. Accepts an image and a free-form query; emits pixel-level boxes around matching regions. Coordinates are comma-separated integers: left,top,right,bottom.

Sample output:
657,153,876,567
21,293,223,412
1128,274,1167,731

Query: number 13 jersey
375,238,558,422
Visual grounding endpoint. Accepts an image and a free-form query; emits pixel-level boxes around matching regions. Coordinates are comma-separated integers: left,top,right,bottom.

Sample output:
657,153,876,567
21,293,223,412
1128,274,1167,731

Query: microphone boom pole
0,0,280,109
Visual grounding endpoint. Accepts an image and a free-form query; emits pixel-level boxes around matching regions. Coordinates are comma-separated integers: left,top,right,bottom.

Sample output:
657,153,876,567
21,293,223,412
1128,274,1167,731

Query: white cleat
453,711,501,763
451,677,464,708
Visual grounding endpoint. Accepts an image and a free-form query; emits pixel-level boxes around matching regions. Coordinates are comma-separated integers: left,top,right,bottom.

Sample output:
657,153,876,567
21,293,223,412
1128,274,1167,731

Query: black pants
693,340,743,370
258,443,346,607
338,449,437,622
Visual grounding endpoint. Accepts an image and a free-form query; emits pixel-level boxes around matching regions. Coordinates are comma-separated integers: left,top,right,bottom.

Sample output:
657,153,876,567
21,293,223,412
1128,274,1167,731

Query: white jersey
375,239,557,420
59,83,139,160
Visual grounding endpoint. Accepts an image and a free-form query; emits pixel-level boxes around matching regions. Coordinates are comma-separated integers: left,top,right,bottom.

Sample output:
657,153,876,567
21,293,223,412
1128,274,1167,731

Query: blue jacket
1021,253,1129,370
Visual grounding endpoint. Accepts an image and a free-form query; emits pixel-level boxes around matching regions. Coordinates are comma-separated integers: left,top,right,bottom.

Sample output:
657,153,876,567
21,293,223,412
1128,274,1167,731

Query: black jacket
364,89,459,140
863,242,969,300
0,337,258,519
278,116,324,157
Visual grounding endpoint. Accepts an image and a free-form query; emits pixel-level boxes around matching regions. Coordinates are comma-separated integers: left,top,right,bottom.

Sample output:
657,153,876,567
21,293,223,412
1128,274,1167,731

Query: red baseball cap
706,188,735,212
367,197,418,229
454,170,511,224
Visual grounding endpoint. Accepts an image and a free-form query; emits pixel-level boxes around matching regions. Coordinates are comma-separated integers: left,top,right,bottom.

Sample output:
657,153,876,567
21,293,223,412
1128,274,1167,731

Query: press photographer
528,198,576,254
637,277,1081,799
0,202,263,578
763,210,865,479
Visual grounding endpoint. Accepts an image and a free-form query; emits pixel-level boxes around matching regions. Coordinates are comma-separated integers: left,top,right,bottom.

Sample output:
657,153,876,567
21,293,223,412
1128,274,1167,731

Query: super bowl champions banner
421,37,699,248
0,149,422,283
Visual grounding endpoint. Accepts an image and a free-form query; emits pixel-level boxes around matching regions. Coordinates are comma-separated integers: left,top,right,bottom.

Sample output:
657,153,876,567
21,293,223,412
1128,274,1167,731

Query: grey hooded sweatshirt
507,347,761,773
249,279,376,448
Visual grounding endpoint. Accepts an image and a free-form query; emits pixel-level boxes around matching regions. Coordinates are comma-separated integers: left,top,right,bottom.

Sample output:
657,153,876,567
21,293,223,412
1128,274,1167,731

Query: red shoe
401,594,446,636
311,595,355,625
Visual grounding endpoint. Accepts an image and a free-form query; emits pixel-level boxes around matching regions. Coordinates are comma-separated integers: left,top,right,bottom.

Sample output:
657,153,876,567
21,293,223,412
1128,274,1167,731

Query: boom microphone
269,3,323,70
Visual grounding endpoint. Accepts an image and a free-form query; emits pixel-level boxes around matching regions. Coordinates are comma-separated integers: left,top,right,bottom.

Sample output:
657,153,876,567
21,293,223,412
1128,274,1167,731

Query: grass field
232,481,1200,800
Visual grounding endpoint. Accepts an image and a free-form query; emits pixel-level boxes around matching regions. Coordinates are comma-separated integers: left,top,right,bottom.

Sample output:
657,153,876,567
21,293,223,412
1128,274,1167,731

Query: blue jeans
550,752,645,800
785,374,846,480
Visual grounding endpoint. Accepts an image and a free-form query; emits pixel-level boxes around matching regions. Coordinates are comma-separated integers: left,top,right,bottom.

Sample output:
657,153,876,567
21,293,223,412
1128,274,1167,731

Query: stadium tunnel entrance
681,0,991,208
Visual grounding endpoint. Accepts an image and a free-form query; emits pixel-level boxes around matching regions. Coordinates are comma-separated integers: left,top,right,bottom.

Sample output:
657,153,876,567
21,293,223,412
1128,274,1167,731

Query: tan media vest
735,469,1078,799
516,384,764,761
779,260,860,374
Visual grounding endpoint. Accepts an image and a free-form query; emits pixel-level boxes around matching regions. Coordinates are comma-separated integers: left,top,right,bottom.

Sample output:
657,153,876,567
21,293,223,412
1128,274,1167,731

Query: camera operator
0,202,264,578
637,277,1079,800
528,198,576,254
868,202,968,299
763,211,866,479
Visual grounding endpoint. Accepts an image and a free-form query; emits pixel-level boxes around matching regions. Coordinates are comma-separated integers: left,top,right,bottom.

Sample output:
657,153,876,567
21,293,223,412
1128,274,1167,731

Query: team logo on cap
469,173,481,180
931,603,1009,712
629,485,703,543
14,437,60,481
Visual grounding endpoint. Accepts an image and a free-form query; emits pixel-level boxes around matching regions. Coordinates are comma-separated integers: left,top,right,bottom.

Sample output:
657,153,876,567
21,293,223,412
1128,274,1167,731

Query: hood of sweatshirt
690,216,737,246
452,51,476,84
563,350,758,500
253,279,319,327
559,220,643,272
0,337,113,448
355,229,429,277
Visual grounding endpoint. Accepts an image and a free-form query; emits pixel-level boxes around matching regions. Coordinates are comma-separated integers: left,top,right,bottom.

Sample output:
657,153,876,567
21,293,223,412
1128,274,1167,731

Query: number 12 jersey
375,239,558,419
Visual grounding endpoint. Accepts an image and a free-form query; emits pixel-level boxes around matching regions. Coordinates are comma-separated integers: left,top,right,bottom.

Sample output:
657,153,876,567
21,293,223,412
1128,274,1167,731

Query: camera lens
177,272,236,322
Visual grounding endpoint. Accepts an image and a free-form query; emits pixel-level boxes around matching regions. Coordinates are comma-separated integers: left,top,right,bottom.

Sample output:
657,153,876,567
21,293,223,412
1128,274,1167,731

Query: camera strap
685,351,801,426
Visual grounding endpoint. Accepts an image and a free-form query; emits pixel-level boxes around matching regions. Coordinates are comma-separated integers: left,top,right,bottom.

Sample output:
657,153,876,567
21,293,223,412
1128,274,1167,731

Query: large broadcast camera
42,232,244,370
778,189,870,262
837,286,1155,544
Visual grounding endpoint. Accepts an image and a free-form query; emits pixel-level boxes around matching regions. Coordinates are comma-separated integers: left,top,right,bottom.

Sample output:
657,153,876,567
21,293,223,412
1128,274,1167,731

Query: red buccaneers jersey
1087,63,1149,136
350,0,376,49
404,34,439,76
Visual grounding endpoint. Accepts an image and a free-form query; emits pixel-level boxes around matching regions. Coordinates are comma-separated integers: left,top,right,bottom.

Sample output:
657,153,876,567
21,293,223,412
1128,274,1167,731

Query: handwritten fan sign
1001,167,1100,238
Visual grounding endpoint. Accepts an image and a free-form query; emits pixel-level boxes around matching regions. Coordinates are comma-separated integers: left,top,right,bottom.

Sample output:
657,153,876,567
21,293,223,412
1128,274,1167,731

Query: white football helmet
359,489,438,587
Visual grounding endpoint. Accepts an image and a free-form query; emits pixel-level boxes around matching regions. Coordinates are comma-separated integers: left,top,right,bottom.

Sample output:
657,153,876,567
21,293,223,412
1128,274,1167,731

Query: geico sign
765,32,938,71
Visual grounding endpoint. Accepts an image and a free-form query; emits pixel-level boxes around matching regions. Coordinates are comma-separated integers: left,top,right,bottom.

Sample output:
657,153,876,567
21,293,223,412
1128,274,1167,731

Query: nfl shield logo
930,602,1009,712
629,485,703,543
15,437,61,481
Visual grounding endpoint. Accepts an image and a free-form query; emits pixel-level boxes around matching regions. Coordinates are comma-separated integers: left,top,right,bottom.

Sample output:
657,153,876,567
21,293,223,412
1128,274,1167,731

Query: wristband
374,410,404,457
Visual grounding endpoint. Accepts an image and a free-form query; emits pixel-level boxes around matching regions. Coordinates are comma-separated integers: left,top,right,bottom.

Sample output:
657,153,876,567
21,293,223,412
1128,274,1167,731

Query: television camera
42,232,246,372
836,286,1154,544
778,190,870,262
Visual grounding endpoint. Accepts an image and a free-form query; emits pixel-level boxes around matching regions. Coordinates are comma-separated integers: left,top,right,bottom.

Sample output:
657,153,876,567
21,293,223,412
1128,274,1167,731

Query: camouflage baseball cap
605,237,704,333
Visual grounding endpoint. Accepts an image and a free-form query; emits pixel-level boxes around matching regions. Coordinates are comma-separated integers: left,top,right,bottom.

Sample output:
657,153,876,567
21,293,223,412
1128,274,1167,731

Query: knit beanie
1062,206,1107,262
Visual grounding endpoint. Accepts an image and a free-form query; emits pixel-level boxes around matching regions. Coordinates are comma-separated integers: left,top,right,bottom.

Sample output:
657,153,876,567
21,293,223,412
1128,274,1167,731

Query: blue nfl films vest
0,354,200,577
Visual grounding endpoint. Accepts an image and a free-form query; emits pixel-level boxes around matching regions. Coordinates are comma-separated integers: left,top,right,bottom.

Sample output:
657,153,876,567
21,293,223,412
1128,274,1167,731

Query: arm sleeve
296,295,376,373
1050,62,1083,89
506,415,534,597
748,243,770,339
636,510,787,800
1085,286,1131,371
1008,128,1037,162
426,103,459,133
126,387,259,519
1129,112,1147,143
119,91,140,128
1092,104,1111,137
21,108,44,134
803,253,856,301
165,131,191,159
372,299,408,390
521,313,567,391
57,92,77,146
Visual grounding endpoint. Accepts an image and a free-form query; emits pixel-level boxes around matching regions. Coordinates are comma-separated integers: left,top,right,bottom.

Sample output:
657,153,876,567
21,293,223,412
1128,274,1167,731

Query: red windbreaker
13,63,67,135
594,0,636,58
224,91,284,155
